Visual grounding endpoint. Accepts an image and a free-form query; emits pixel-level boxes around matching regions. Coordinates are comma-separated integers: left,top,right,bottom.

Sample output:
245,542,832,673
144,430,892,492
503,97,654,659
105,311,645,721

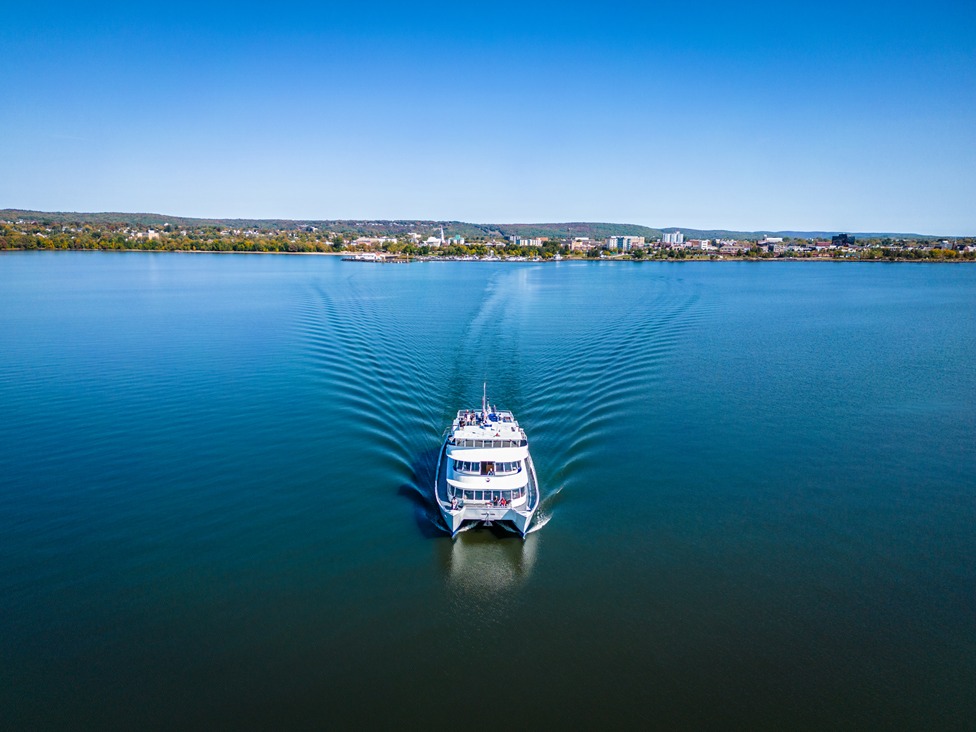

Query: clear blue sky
2,1,974,233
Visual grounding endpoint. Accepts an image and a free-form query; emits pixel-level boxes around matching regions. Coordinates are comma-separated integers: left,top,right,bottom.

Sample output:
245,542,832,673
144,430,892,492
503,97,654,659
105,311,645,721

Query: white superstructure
434,387,538,538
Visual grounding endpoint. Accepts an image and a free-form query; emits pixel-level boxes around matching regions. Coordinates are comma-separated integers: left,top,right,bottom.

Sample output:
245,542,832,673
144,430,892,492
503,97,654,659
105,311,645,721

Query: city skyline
2,1,974,234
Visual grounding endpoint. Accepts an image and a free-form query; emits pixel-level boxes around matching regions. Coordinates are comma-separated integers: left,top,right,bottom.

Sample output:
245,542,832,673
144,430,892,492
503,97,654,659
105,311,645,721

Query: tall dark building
832,233,856,246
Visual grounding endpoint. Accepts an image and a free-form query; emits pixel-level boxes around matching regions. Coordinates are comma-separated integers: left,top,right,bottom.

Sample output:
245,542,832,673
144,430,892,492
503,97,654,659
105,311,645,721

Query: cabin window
464,490,473,500
480,462,495,476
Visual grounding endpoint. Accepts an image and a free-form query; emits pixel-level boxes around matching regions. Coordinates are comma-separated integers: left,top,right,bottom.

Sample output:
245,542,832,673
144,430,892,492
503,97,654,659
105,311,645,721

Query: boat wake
298,263,707,545
395,481,448,537
525,512,553,534
496,522,524,535
539,484,564,508
401,483,433,506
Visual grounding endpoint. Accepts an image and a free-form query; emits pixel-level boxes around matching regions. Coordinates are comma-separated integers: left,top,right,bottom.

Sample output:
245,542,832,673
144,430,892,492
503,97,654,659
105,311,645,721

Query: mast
482,382,487,418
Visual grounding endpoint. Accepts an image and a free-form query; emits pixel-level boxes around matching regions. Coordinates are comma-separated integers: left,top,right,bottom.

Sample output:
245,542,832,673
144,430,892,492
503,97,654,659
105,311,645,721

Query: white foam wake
538,484,565,511
526,512,553,534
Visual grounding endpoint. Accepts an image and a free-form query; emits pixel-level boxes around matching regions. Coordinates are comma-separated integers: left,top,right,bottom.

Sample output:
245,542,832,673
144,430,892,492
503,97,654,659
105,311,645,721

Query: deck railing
448,494,528,509
452,466,523,477
448,437,527,448
449,503,530,515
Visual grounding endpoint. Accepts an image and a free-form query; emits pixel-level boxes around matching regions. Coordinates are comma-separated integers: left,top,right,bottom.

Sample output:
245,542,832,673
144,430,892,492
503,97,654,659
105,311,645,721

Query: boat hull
434,437,539,538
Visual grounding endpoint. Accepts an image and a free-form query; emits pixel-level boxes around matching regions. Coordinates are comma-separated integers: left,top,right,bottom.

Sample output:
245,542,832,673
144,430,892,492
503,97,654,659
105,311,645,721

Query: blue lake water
1,252,974,729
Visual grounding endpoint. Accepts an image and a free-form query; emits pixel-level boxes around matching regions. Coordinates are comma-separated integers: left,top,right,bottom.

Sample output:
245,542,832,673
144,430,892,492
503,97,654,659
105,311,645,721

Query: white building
605,235,645,251
509,236,543,247
424,227,447,247
662,231,684,245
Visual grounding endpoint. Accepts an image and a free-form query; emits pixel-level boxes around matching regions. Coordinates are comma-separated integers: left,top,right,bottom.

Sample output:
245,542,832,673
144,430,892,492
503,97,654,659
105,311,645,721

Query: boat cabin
452,459,523,476
447,484,527,506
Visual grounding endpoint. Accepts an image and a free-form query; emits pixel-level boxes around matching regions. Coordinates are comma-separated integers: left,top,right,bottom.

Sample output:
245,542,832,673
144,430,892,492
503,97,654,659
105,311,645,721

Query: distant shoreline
5,212,971,260
3,248,973,263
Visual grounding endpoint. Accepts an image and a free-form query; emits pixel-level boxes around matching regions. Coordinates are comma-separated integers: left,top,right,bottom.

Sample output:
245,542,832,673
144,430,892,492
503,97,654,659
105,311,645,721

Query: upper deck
448,409,527,448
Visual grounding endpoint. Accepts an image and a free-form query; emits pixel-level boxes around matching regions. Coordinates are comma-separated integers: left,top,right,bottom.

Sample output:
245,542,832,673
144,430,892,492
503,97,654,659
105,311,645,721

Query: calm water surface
1,252,974,729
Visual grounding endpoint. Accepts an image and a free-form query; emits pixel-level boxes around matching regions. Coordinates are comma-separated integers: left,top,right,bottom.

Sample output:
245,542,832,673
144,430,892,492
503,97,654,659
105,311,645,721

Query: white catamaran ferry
434,386,539,538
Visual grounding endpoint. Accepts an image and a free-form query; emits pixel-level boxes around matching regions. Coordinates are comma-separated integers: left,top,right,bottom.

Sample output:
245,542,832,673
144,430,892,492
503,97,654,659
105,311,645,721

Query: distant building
605,235,645,251
686,239,712,250
351,236,395,247
509,236,543,247
569,237,598,251
662,231,684,245
718,240,745,255
832,233,856,246
424,227,446,247
758,236,784,245
448,235,465,246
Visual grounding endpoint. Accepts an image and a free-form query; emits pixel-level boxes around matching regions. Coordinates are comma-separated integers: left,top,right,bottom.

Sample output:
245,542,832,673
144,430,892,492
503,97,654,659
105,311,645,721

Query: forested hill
0,210,662,239
0,210,939,241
